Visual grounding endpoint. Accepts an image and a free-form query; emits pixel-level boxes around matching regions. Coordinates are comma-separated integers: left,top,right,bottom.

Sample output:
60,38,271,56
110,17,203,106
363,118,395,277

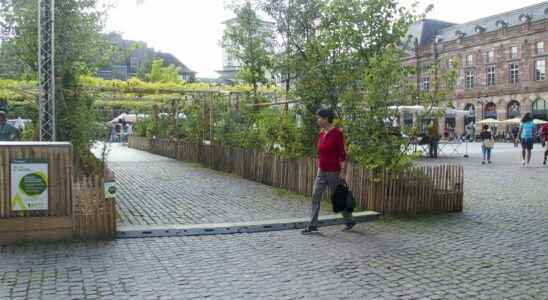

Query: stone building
403,2,548,136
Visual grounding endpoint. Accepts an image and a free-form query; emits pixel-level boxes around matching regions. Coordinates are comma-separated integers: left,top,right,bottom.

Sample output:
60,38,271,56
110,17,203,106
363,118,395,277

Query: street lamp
476,96,485,120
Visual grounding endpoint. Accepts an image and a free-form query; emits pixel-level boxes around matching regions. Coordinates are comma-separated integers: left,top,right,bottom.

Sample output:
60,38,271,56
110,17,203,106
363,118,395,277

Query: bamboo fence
129,137,464,217
0,142,116,244
73,175,116,239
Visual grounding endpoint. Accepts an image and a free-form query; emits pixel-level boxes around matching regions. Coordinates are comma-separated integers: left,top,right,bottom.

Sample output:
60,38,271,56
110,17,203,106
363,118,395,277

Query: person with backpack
302,108,355,234
480,125,494,164
517,113,536,167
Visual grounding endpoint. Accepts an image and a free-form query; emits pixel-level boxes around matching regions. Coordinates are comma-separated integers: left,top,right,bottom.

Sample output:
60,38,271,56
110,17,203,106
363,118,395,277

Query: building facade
403,2,548,136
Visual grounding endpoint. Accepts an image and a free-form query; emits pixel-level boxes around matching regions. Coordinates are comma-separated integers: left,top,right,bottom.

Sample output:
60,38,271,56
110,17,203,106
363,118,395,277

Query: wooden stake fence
1,142,116,244
129,137,464,217
73,175,116,239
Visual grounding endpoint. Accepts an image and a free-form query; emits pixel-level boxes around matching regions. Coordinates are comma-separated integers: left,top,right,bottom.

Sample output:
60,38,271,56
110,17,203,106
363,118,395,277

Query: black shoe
301,226,318,235
543,160,547,165
343,222,357,231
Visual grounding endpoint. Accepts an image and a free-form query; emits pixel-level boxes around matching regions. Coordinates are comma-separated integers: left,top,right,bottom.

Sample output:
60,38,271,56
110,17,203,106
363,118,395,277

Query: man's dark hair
316,108,335,123
522,112,533,123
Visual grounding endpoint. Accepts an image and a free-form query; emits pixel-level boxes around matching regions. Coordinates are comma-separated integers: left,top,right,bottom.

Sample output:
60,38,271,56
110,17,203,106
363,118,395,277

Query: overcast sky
100,0,545,78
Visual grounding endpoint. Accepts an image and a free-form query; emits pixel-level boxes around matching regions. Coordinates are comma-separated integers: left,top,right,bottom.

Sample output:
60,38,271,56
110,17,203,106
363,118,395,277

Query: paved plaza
1,143,547,299
107,144,326,228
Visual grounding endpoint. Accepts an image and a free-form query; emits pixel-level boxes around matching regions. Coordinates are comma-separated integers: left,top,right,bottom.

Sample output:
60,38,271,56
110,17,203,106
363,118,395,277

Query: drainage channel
117,211,381,238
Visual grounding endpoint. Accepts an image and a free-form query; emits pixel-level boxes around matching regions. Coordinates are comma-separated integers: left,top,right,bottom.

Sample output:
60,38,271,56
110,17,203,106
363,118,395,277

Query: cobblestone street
1,143,547,299
108,144,326,227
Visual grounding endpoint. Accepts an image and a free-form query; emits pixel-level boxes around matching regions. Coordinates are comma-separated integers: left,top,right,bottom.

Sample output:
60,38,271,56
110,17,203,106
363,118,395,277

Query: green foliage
1,0,106,175
147,59,182,83
343,48,415,171
224,1,274,101
20,121,36,141
0,0,457,174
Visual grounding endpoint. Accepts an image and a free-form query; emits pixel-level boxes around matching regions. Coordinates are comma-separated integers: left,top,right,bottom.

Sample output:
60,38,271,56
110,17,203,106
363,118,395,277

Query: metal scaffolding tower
38,0,55,141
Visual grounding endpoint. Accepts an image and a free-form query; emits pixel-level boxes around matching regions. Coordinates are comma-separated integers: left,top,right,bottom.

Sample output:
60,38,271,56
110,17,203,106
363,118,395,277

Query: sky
100,0,546,78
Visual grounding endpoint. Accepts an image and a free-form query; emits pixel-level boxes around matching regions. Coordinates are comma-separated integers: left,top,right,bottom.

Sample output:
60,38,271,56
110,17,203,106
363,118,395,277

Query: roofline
417,18,457,26
439,1,548,31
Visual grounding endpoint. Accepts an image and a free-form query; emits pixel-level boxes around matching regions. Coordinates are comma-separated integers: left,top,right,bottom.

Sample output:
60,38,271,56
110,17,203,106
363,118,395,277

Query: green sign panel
11,160,49,211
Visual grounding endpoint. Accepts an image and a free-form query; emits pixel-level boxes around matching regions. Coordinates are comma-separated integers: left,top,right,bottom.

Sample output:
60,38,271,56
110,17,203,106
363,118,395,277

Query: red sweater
317,127,347,172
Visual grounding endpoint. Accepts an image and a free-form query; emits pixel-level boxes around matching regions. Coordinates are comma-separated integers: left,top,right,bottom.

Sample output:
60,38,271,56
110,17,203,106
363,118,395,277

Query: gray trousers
310,170,353,228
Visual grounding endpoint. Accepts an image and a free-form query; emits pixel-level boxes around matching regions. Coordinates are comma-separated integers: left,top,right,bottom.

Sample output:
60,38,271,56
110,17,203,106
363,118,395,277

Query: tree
0,0,108,174
224,1,274,103
257,0,448,168
147,59,181,83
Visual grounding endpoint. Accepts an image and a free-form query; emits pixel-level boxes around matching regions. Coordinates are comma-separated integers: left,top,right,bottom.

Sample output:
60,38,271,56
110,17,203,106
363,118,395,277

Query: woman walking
302,108,355,234
517,113,535,166
480,125,494,164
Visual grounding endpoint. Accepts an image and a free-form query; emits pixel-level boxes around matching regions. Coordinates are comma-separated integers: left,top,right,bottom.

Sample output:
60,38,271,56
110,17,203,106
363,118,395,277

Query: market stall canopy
503,117,521,124
477,118,501,124
108,113,137,124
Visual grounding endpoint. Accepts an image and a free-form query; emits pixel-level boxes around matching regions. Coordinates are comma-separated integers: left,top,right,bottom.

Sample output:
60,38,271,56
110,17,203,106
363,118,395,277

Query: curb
117,211,381,238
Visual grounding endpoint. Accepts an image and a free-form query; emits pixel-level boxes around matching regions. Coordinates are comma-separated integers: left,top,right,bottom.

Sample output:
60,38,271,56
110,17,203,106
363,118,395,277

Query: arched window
484,102,497,119
532,98,547,120
507,100,521,118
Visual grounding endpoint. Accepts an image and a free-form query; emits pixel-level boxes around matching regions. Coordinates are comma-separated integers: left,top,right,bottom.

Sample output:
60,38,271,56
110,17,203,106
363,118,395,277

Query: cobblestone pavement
1,143,547,299
107,144,326,227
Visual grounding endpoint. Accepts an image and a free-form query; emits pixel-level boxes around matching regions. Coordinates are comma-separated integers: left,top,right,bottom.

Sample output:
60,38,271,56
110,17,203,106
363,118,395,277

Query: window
465,70,475,89
509,63,520,83
510,46,518,59
421,77,430,91
486,50,495,64
486,66,496,86
535,60,546,81
466,54,473,66
537,41,544,55
130,56,140,72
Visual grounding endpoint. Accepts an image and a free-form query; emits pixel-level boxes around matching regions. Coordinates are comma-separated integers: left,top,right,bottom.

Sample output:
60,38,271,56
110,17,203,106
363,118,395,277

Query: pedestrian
428,119,439,158
541,124,548,165
480,125,494,164
465,122,474,142
511,126,519,147
0,111,19,141
109,125,117,143
517,113,535,166
302,108,355,234
14,117,25,131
